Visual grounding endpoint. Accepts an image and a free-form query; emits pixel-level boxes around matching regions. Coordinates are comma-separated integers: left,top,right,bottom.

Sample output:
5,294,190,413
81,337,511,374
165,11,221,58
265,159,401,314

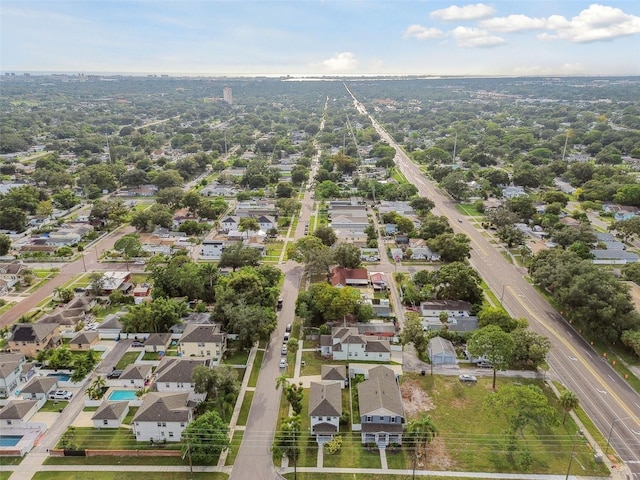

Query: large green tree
467,325,515,389
181,411,230,463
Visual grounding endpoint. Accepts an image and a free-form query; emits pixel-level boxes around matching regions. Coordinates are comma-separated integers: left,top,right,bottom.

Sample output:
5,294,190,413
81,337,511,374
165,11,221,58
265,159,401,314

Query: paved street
346,86,640,479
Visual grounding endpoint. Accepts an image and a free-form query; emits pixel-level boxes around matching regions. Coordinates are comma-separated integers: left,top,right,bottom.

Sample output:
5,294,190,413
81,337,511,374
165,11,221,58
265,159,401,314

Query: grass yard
223,348,249,366
82,406,99,412
399,373,609,476
43,456,189,466
33,473,226,480
40,400,69,412
300,350,341,376
248,349,264,388
322,433,382,469
0,456,23,465
115,351,140,370
122,407,138,425
236,390,254,426
0,473,10,480
129,273,150,284
285,475,528,480
456,203,484,217
225,430,244,466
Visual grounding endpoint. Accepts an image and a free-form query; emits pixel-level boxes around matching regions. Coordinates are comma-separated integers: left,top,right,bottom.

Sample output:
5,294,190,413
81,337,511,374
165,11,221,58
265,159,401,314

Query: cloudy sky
1,1,639,76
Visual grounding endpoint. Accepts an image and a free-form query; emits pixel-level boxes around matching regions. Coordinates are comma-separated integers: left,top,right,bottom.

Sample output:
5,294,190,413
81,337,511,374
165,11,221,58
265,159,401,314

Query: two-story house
8,323,61,358
419,300,472,319
309,381,342,445
0,260,25,289
0,353,26,398
320,327,391,362
153,357,210,402
178,324,227,364
358,366,405,447
200,240,224,259
132,391,194,442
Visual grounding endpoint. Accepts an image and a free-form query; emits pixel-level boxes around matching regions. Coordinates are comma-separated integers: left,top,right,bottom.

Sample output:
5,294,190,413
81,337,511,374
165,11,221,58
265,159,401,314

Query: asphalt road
346,86,640,478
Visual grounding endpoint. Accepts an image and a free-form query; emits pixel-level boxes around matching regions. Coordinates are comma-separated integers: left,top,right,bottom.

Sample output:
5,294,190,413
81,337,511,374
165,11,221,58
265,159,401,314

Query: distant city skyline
2,1,640,77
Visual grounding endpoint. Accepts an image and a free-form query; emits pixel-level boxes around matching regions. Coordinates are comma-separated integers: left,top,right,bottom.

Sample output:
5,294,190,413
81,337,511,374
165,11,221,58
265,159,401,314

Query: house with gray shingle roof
69,331,99,351
118,364,153,388
321,365,348,389
21,376,57,402
0,399,39,428
427,336,458,365
358,366,405,446
144,333,172,353
319,327,391,362
178,324,227,364
92,401,129,428
132,391,194,442
153,357,210,402
309,382,342,444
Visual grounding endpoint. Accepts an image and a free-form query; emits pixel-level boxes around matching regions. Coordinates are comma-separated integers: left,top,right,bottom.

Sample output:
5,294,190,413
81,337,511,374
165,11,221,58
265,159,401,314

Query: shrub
325,435,343,454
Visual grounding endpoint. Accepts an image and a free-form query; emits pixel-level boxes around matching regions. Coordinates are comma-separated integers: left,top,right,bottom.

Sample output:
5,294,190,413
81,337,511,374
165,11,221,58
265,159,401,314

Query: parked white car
48,389,73,400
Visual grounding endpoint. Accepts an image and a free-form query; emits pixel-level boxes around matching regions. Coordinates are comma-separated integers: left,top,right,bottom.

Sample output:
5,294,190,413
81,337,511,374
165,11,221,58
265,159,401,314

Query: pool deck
0,426,45,456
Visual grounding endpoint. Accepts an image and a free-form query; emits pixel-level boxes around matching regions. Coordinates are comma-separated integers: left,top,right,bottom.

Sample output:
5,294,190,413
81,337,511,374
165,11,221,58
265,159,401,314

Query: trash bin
421,370,426,376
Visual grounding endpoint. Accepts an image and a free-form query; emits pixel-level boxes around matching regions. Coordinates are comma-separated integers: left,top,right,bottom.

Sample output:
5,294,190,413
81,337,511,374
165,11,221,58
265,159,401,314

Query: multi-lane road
346,86,640,478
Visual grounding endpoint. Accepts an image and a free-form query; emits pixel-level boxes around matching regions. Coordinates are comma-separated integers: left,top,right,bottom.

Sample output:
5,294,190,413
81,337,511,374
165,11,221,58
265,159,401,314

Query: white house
92,401,129,429
118,364,153,389
178,324,227,363
0,261,25,289
153,357,210,402
419,300,472,318
0,353,25,398
502,186,526,199
255,215,276,232
0,399,39,429
132,391,193,442
319,327,391,362
320,365,348,389
220,216,239,233
144,333,172,353
21,376,57,403
309,381,342,444
200,240,224,259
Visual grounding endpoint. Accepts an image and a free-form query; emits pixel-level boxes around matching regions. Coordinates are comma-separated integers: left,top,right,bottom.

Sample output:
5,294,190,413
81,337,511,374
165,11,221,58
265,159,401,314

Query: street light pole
605,417,618,455
565,432,579,480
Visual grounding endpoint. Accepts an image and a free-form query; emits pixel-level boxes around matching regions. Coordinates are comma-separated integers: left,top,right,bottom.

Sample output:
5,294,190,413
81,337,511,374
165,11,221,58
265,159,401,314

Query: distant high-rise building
223,87,233,105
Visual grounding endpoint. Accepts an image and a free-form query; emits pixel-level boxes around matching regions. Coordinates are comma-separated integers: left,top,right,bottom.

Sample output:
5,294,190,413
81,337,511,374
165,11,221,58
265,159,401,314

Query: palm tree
406,413,438,472
559,390,579,425
275,372,289,392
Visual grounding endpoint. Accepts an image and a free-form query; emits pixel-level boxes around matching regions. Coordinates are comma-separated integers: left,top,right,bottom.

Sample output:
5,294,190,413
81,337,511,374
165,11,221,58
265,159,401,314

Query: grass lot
223,348,249,366
33,473,226,480
225,430,243,466
56,426,182,451
40,400,69,412
129,273,150,284
456,203,484,217
122,407,138,425
398,374,609,476
323,434,382,469
236,391,254,426
141,352,163,361
285,475,529,480
0,456,23,465
44,456,190,466
82,406,99,412
247,350,264,388
0,473,10,480
115,352,141,370
300,351,334,376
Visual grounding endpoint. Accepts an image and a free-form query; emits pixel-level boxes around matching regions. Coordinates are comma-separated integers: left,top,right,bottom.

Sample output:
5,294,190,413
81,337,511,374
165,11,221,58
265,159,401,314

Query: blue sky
1,1,639,76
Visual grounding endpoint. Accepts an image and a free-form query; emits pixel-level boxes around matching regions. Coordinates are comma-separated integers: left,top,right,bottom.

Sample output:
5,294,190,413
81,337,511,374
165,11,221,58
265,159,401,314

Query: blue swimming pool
48,373,71,382
108,390,138,401
0,435,23,447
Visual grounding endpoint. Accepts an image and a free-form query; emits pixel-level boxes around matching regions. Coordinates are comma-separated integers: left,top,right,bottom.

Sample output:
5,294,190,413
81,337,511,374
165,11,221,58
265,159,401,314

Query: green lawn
123,407,138,425
247,350,264,388
456,203,484,217
33,473,226,480
285,475,529,480
236,390,254,426
222,348,249,366
224,430,243,466
40,400,69,412
0,473,11,480
44,456,189,466
0,456,23,465
115,351,141,370
56,426,181,451
301,350,343,376
322,434,382,469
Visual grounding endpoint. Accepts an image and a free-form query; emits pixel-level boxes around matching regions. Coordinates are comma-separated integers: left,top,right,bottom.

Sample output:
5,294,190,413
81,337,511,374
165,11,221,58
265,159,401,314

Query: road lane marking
513,291,640,428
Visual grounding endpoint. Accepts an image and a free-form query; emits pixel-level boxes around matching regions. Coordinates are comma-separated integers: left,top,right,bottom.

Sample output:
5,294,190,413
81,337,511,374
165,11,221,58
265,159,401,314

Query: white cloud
431,3,495,21
319,52,358,72
403,24,445,40
481,4,640,43
451,26,505,47
479,14,548,33
552,4,640,43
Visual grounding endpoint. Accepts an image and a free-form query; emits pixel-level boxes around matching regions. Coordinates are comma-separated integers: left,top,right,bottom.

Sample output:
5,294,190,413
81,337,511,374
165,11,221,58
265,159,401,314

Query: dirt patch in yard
423,437,455,470
400,378,434,418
